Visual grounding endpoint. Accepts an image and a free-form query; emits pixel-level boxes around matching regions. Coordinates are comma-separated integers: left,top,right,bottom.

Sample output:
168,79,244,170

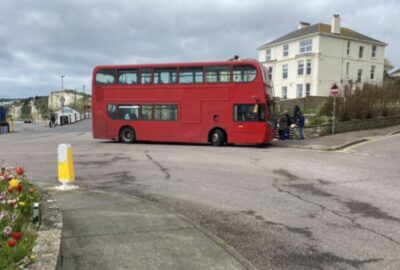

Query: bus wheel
120,127,135,143
211,129,225,146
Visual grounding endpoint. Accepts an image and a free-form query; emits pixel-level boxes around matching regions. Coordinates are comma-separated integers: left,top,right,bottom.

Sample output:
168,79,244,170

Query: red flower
8,239,17,247
15,166,24,176
7,187,13,193
16,183,24,192
12,232,23,241
28,187,35,193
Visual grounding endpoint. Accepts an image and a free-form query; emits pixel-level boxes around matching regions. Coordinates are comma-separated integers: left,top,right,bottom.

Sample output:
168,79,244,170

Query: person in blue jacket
296,112,305,139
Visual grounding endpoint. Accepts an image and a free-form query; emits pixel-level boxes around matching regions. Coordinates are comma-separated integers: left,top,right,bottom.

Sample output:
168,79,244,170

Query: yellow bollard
57,144,77,189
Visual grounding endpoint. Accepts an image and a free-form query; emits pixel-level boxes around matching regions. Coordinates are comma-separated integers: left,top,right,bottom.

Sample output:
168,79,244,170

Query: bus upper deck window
118,69,139,84
141,68,152,84
96,69,115,85
233,65,257,82
205,66,230,83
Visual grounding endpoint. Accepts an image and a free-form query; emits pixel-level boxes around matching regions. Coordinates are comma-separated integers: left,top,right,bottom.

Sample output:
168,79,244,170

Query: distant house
54,106,81,125
258,15,387,99
389,68,400,78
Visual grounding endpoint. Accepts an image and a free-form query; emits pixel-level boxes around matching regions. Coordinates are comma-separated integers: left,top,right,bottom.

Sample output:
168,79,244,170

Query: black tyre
211,129,225,146
120,127,135,143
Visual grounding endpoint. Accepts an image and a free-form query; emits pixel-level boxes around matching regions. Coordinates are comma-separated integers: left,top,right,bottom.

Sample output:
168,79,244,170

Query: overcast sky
0,0,399,99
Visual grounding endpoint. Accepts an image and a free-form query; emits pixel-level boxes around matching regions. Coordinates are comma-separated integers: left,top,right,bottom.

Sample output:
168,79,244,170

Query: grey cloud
0,0,399,98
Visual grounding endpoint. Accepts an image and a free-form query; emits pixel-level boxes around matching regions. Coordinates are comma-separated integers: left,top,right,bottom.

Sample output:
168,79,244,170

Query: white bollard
56,143,78,190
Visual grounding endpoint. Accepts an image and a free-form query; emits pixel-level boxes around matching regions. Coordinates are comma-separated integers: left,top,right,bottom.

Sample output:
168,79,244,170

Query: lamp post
61,75,65,91
82,85,86,119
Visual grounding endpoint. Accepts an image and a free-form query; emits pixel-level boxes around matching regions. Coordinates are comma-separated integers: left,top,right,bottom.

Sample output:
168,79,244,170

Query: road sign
330,83,340,97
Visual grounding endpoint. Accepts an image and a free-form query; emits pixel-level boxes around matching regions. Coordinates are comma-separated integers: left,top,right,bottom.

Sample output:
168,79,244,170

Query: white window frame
282,86,288,99
299,39,312,53
347,41,351,56
282,64,288,79
296,84,303,98
306,59,312,75
305,83,311,96
359,46,364,58
266,49,271,61
372,46,377,58
370,66,376,80
283,44,289,57
297,60,304,75
357,69,363,82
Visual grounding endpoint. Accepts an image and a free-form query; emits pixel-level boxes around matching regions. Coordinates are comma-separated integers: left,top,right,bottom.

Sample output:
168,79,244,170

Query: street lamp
82,85,86,119
61,75,65,91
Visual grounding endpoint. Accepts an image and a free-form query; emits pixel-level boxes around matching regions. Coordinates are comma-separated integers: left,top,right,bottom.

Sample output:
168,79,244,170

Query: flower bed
0,165,41,270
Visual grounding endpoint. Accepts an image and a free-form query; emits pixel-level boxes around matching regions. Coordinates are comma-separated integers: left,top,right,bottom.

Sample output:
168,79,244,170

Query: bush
319,82,400,121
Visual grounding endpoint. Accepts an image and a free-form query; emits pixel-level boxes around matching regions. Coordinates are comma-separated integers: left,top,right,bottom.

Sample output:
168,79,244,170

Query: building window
370,66,376,80
372,46,377,58
296,84,303,98
347,41,351,56
268,66,273,81
266,49,271,61
282,64,288,79
305,83,311,96
282,86,288,99
297,60,304,75
306,60,312,75
359,46,364,58
283,44,289,57
299,39,312,53
346,62,350,76
357,69,363,82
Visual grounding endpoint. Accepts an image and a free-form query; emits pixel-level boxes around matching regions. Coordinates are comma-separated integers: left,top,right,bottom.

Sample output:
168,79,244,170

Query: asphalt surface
2,120,400,269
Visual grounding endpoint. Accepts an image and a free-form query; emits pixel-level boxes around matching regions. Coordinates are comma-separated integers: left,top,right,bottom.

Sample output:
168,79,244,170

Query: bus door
231,104,267,143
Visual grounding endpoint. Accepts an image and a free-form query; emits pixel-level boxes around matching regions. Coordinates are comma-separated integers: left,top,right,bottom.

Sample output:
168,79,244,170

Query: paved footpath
272,124,400,150
35,182,254,270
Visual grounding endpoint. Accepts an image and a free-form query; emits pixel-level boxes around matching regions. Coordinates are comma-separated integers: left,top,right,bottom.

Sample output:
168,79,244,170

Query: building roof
389,68,400,76
259,23,387,49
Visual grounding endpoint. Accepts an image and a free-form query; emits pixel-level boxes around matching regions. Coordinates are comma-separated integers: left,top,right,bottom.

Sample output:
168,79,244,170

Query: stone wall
304,115,400,138
278,96,329,113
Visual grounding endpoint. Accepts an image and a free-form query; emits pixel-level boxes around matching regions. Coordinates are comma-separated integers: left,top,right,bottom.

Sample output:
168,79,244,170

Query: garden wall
278,96,329,113
304,115,400,138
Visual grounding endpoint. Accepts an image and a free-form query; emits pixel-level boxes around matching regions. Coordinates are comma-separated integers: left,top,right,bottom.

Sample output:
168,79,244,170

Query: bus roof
93,59,261,72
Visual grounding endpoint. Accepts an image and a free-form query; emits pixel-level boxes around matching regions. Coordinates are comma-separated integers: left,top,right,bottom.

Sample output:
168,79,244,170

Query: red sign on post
330,83,340,97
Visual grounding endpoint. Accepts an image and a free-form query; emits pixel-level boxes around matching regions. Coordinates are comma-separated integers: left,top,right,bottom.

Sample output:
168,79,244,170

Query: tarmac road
1,119,400,269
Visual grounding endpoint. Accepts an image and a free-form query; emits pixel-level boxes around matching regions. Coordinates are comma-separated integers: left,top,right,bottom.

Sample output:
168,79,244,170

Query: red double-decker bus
92,59,274,146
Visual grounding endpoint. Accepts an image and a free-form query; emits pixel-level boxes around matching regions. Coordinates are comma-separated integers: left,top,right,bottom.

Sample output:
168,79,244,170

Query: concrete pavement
38,185,254,270
33,123,400,270
271,124,400,151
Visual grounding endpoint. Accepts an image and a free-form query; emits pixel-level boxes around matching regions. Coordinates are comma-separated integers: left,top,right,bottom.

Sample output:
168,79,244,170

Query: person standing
296,112,305,139
278,113,288,140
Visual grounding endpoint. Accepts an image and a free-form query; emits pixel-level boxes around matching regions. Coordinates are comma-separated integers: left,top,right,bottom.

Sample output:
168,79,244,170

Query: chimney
298,21,310,29
331,14,341,34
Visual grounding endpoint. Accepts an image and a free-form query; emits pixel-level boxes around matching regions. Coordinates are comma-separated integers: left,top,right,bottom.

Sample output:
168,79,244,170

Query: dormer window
299,39,312,53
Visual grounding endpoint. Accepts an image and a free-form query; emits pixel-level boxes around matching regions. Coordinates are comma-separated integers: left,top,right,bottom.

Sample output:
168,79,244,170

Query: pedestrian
284,110,292,139
296,112,305,139
278,113,288,140
50,114,56,128
293,105,301,120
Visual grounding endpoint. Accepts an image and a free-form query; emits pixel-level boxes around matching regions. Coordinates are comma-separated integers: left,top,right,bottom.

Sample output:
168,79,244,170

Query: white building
54,106,81,125
258,15,387,99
